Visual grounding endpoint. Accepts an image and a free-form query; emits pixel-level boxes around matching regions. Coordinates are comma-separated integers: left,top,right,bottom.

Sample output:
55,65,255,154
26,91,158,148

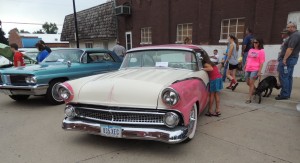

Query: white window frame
140,27,152,45
176,23,193,44
125,31,132,50
219,18,245,43
288,11,300,30
85,42,93,48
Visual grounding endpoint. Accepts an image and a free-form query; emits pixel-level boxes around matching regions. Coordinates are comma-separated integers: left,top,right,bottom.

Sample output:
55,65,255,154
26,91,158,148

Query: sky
0,0,108,37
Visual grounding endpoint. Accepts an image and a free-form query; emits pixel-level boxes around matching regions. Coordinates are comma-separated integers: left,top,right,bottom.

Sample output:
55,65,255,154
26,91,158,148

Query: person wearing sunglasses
244,38,265,104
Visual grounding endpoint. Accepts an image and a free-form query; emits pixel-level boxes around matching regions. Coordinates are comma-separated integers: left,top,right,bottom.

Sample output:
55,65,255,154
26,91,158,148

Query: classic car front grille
10,75,26,84
75,107,166,125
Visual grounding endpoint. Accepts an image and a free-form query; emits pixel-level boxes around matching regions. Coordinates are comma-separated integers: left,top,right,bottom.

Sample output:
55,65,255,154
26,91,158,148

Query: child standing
201,52,223,116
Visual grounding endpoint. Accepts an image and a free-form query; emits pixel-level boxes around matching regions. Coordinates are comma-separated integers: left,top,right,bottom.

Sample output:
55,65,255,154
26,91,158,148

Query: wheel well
196,101,200,115
49,77,69,84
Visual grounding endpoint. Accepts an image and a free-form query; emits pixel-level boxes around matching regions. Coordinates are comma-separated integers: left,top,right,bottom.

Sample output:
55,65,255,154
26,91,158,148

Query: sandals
245,100,251,104
205,112,215,117
215,112,221,116
226,86,232,89
205,112,221,117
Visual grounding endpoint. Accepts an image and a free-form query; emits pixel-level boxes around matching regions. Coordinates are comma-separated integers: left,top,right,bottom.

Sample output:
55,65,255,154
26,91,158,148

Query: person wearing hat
278,29,289,59
281,29,289,42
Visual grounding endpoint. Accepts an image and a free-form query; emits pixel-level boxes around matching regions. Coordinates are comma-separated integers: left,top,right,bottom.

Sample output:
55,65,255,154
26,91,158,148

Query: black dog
254,76,281,104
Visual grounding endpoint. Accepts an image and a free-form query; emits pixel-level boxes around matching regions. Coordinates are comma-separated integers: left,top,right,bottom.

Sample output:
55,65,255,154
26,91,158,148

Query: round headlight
65,105,76,118
59,87,71,100
58,86,72,101
162,88,180,106
163,112,179,128
25,76,37,83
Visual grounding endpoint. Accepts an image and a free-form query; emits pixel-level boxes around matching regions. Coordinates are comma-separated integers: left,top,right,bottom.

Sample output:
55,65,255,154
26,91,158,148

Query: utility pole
72,0,79,48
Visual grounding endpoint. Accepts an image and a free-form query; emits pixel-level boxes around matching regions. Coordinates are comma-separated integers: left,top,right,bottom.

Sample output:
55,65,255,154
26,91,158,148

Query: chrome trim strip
77,106,166,115
0,84,48,89
0,84,49,95
62,118,189,144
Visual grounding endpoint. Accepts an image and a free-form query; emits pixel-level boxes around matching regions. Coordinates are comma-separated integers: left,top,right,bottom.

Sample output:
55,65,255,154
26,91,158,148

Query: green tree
42,22,58,34
20,29,30,33
33,29,45,34
0,20,8,45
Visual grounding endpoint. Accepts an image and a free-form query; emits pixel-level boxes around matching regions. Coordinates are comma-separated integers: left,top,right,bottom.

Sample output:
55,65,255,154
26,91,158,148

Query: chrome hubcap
52,82,63,102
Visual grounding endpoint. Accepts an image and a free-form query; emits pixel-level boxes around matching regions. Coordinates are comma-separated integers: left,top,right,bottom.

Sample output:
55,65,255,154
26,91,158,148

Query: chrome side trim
78,106,166,115
62,118,189,144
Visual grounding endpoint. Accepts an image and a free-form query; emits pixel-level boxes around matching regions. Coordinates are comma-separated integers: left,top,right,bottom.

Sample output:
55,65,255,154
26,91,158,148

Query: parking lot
0,81,299,163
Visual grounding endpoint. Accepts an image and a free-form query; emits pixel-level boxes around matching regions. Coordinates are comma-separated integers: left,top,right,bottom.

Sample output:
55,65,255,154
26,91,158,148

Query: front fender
159,78,209,126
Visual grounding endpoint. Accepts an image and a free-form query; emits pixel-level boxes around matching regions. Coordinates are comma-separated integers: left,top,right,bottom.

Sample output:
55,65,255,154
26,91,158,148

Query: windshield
121,50,198,71
42,49,83,63
24,52,38,60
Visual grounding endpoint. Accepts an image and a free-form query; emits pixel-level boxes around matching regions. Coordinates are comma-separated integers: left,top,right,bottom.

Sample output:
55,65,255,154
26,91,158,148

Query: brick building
116,0,300,49
8,28,69,48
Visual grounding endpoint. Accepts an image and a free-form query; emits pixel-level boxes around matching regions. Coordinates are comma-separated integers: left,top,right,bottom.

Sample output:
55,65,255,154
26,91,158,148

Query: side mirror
67,61,72,68
196,53,202,60
297,103,300,112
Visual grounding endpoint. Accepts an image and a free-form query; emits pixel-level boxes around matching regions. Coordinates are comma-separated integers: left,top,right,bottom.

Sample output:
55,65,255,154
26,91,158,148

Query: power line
2,21,63,26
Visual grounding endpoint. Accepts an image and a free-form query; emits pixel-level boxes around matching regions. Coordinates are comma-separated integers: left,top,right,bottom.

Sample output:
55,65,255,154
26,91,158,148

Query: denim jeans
222,62,228,82
278,57,299,98
242,52,248,69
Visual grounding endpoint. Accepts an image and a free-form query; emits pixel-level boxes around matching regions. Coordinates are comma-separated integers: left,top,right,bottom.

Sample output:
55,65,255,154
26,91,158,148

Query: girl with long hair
201,52,223,116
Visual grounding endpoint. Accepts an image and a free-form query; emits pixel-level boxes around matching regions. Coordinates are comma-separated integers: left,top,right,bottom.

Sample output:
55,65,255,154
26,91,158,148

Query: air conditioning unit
115,5,131,16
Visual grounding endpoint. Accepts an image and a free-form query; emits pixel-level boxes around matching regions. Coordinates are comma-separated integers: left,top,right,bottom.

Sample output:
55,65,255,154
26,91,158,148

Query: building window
85,42,93,48
176,23,193,43
220,18,245,42
288,11,300,30
141,27,152,45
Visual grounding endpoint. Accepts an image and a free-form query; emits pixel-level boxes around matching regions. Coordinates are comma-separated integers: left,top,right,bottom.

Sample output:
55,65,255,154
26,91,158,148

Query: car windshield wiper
45,60,58,62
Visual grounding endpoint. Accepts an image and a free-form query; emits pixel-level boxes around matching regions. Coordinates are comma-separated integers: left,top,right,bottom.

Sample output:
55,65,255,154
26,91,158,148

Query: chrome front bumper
62,118,190,144
0,84,49,95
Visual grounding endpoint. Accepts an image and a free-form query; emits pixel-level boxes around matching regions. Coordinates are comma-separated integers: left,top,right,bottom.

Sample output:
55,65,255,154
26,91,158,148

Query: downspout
113,0,119,41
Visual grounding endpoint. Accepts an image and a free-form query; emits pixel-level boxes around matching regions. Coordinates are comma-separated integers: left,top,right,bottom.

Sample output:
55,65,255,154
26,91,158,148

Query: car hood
75,68,206,109
0,62,70,75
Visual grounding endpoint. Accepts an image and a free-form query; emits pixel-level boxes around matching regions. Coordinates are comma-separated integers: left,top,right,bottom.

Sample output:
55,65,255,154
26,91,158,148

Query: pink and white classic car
60,45,209,143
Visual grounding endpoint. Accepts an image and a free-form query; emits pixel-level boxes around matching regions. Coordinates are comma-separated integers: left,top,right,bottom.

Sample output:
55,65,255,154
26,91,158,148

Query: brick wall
47,43,69,48
116,0,300,47
8,29,22,48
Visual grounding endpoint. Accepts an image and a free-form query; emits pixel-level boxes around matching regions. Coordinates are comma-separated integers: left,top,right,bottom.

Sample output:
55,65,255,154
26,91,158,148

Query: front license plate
100,124,122,138
0,89,12,95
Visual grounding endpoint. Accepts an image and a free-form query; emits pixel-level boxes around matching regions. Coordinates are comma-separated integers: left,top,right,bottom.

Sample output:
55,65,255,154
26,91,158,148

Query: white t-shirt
210,53,219,63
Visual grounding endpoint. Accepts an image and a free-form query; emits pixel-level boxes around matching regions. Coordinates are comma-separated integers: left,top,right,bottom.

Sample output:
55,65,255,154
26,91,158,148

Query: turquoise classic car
0,48,122,104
